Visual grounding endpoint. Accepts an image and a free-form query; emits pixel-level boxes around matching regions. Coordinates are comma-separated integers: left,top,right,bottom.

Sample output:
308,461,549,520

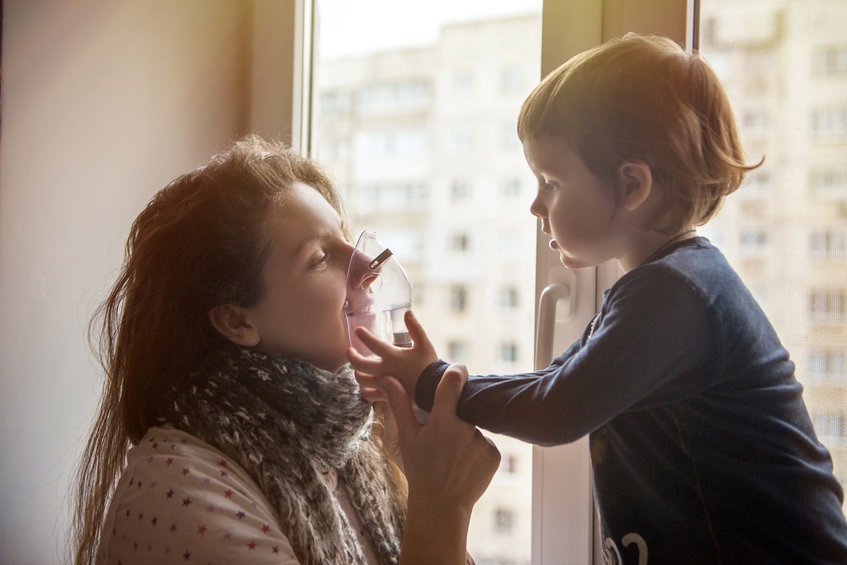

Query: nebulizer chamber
345,231,412,355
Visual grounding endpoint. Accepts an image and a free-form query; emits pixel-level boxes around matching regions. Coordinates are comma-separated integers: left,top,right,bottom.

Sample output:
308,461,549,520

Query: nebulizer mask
345,231,413,355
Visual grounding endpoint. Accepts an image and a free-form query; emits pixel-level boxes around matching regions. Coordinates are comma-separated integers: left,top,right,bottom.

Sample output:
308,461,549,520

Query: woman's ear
618,160,653,211
208,304,261,347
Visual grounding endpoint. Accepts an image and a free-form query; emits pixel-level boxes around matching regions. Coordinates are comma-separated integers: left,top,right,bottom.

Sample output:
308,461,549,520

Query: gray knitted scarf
163,348,404,564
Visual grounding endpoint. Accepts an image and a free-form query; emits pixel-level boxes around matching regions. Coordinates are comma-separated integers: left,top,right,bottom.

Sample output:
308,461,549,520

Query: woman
72,135,499,564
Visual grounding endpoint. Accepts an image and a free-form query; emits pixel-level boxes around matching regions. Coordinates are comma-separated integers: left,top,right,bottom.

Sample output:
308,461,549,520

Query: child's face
242,182,355,372
525,135,623,269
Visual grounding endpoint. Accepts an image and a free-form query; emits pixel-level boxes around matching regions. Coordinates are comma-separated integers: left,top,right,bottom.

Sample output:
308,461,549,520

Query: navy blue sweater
417,237,847,563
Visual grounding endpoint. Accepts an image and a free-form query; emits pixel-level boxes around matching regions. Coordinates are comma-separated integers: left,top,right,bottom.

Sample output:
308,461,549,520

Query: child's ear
208,304,261,347
618,160,653,211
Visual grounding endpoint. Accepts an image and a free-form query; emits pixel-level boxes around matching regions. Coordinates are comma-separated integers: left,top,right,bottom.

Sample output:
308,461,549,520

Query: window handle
535,282,575,370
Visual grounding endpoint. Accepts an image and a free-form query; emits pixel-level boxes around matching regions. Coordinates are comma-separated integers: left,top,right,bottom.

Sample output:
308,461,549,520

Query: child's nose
529,193,545,218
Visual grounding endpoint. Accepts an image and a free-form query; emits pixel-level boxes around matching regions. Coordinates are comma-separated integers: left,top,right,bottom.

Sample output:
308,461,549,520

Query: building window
813,44,847,76
447,340,469,361
494,508,516,534
499,342,519,362
500,453,518,475
501,65,526,94
742,110,769,138
499,286,520,309
809,289,846,324
812,410,847,442
448,125,474,152
739,229,769,254
357,81,431,115
744,172,772,194
809,229,847,260
450,232,470,252
451,70,474,94
807,349,846,384
450,285,468,313
450,179,472,201
812,107,847,140
809,168,847,196
318,90,351,115
500,178,522,199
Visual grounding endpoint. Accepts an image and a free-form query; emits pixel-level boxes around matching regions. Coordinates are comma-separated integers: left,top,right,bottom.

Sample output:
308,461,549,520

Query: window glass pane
700,0,847,515
312,2,542,562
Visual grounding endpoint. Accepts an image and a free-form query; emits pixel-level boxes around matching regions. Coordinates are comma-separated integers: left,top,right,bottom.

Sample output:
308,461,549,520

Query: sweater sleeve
416,265,716,446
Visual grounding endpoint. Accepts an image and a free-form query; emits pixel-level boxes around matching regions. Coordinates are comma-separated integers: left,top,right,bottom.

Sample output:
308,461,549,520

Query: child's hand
347,310,438,401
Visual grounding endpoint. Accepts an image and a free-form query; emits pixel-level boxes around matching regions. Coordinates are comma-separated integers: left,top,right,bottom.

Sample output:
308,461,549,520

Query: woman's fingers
384,376,420,454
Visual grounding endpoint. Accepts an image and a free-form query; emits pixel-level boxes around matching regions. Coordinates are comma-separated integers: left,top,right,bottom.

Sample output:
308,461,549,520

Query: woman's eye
310,250,331,268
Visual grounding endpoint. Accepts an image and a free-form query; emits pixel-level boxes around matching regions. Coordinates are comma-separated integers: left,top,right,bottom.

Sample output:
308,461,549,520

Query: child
349,34,847,563
71,135,500,564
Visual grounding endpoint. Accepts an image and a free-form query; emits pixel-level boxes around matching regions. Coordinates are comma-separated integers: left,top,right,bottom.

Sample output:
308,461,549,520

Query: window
448,340,470,361
450,285,468,313
450,179,472,201
312,4,540,561
451,70,475,95
807,349,846,384
813,44,847,76
739,228,769,254
809,168,847,196
450,232,470,253
500,178,522,199
812,107,847,140
494,507,516,534
500,453,519,475
809,229,846,260
499,342,519,363
499,286,520,309
808,289,846,324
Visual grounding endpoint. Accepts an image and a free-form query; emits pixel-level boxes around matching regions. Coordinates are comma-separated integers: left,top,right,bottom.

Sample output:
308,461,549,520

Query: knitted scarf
163,348,405,564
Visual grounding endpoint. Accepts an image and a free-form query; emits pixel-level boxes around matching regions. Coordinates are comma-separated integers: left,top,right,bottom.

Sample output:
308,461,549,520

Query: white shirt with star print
95,425,379,564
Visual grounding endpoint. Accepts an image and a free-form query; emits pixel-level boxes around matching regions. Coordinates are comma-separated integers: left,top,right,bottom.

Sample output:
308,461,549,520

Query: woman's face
241,182,355,372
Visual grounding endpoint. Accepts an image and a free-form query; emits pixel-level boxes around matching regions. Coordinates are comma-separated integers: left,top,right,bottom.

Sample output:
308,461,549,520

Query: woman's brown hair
71,135,353,563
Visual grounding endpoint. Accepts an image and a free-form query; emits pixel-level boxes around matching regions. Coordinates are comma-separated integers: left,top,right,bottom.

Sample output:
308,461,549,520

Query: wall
0,1,294,562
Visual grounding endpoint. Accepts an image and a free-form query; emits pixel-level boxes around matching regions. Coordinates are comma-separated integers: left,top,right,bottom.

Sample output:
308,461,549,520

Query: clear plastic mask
345,231,413,355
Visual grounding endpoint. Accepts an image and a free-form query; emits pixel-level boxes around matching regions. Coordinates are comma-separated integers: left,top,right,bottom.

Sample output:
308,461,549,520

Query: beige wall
0,1,296,561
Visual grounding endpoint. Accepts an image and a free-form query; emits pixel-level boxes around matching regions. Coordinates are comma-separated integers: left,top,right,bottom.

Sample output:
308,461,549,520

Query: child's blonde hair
518,33,761,234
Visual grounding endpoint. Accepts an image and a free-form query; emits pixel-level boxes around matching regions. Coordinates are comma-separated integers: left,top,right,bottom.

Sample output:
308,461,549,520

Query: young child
71,135,499,565
349,34,847,563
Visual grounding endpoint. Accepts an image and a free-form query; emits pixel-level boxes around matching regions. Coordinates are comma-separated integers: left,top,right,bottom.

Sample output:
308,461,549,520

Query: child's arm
348,310,438,403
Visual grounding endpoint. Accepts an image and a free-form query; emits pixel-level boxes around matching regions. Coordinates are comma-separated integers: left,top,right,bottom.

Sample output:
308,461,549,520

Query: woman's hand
348,310,438,402
387,363,500,565
372,400,404,474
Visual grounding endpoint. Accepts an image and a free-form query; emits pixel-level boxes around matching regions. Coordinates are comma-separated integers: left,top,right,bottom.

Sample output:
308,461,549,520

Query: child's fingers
347,347,385,374
404,310,433,349
353,326,395,356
